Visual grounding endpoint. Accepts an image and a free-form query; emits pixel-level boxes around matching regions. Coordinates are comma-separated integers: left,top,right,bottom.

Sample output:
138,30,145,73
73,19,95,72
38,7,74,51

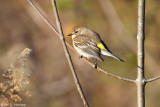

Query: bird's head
68,26,87,38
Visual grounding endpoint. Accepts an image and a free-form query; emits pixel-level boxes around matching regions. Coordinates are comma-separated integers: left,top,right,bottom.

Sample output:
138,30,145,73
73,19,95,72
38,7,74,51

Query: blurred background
0,0,160,107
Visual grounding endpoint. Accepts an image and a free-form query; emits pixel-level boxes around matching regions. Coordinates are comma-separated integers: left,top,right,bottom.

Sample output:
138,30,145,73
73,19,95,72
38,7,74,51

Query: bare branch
84,58,135,83
136,0,146,107
50,0,89,107
145,76,160,83
27,0,135,84
97,67,135,83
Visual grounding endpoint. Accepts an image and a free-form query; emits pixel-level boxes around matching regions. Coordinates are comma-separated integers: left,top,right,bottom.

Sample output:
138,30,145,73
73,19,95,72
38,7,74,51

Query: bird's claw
79,55,83,59
94,63,97,69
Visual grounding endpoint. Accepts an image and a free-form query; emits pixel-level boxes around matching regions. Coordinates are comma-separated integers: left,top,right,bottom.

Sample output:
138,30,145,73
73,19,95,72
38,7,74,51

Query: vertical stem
51,0,89,107
136,0,146,107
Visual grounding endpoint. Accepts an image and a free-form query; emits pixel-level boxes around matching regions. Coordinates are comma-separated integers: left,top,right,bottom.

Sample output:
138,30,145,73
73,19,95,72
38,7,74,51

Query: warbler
68,26,124,62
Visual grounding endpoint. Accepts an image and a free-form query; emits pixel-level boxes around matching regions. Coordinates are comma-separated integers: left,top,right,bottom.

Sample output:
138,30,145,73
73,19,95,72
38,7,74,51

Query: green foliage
56,0,73,10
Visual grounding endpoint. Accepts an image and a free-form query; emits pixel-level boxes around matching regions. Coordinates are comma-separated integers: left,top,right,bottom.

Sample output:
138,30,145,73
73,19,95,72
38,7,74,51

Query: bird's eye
75,31,78,33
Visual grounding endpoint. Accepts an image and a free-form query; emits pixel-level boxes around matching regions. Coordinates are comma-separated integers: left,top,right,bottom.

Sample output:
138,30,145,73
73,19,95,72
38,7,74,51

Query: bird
68,26,124,63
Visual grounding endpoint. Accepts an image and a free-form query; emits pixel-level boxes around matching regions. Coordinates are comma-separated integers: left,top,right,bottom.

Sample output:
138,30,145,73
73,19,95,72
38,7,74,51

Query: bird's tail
101,50,124,62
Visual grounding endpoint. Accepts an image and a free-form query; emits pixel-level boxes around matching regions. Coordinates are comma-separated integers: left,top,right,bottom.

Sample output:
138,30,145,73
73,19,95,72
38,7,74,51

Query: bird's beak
68,33,73,36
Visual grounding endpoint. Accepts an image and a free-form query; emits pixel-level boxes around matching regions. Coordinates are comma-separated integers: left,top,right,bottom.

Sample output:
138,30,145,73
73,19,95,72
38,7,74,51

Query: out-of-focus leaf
56,0,73,10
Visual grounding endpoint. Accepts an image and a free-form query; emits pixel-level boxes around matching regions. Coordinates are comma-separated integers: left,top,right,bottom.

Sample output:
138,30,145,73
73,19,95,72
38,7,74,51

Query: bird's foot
79,55,83,59
93,63,97,69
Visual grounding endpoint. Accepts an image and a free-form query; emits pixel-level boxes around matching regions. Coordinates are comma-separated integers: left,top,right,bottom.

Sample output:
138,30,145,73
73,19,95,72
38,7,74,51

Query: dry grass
0,48,31,105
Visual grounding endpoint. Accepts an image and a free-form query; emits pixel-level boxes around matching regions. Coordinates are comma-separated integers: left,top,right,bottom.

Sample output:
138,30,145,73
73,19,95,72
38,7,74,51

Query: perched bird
68,26,124,62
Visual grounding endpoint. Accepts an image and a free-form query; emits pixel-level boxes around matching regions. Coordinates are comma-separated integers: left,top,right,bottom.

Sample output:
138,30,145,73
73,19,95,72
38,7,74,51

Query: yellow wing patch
97,43,105,50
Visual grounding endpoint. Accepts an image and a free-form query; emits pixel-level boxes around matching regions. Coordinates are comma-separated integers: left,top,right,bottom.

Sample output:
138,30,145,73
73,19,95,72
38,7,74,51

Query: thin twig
27,0,73,49
136,0,146,107
84,58,135,83
27,0,59,35
145,76,160,83
27,0,135,83
51,0,89,107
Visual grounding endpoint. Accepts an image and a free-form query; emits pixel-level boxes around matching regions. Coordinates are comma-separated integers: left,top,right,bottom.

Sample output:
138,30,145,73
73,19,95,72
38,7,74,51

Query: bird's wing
74,35,103,61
